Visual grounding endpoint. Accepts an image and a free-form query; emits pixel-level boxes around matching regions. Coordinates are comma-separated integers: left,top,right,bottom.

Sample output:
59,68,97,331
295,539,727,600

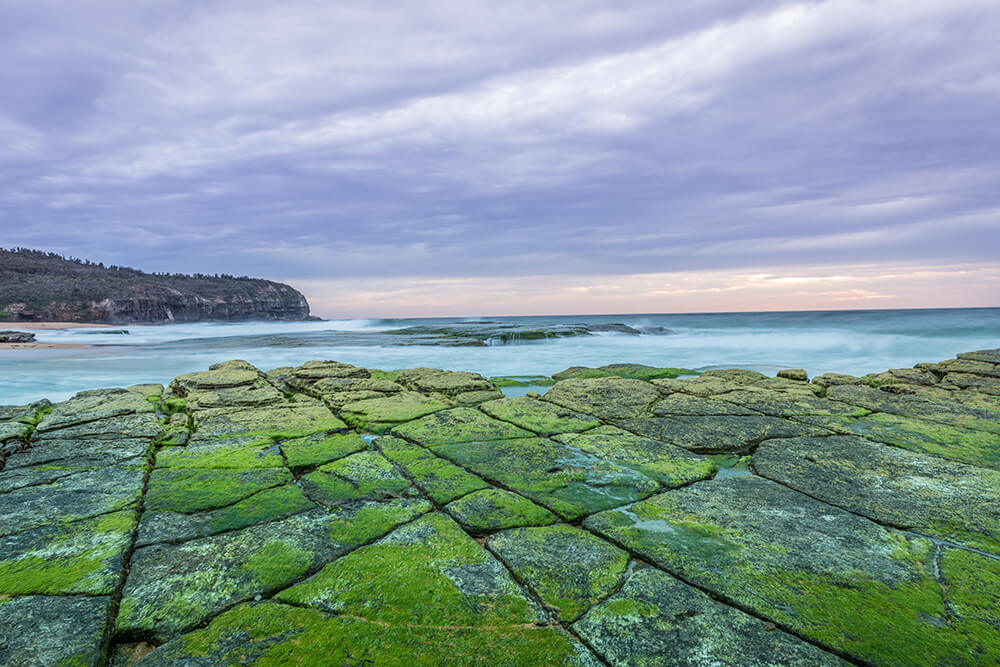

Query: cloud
0,0,998,313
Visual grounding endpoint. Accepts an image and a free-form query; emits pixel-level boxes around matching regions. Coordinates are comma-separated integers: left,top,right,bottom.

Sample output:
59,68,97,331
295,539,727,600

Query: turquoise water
1,308,997,405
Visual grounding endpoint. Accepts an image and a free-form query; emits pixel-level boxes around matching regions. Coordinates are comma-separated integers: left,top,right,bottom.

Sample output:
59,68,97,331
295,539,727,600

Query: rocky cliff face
0,248,312,323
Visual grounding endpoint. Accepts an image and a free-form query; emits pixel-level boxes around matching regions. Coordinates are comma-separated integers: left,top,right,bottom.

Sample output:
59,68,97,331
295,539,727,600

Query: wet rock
585,476,1000,665
552,364,693,382
487,523,629,622
776,368,808,382
480,395,601,435
0,595,110,667
280,430,367,470
715,387,866,418
0,465,145,536
118,501,429,641
0,510,135,595
553,425,717,487
138,599,598,666
793,413,1000,470
613,415,827,454
392,406,534,445
432,436,660,520
300,450,417,505
575,568,846,666
144,467,292,513
446,488,558,533
0,331,35,343
753,435,1000,554
826,384,1000,434
136,484,315,547
544,377,664,419
339,391,450,433
378,436,489,504
36,387,154,432
190,402,345,441
394,367,496,396
651,392,760,416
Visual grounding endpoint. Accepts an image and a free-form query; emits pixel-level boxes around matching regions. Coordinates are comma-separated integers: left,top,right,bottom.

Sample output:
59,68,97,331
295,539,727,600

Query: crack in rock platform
1,353,998,665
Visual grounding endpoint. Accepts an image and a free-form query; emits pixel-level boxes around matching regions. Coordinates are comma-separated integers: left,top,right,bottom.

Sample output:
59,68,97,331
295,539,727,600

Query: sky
1,0,999,318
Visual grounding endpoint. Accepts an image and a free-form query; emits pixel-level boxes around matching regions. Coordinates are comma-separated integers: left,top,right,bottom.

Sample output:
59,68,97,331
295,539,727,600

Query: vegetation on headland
0,247,311,323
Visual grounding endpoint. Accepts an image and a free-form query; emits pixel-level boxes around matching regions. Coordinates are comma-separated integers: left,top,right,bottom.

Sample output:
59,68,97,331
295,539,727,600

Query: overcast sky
2,0,999,317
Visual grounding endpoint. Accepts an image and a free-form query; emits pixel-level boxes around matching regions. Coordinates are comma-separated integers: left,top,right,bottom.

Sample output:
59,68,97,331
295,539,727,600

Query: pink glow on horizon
290,262,1000,319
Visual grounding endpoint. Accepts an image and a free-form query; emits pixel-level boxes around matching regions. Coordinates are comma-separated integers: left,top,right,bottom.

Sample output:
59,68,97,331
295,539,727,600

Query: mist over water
2,308,998,405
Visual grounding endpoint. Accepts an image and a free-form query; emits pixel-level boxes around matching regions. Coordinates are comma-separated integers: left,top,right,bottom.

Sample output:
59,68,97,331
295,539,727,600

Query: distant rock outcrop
0,248,311,323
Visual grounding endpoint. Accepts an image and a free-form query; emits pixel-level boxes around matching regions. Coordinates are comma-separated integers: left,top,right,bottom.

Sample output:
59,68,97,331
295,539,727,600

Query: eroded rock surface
1,347,997,666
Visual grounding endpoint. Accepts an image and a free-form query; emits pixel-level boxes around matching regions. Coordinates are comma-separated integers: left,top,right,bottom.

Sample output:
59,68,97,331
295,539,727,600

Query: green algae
276,513,539,627
480,396,601,435
191,403,346,441
445,488,558,533
280,430,367,470
543,377,664,419
553,425,717,487
585,478,1000,665
155,439,286,469
487,524,629,622
339,391,451,433
151,601,597,666
0,510,135,595
377,435,489,504
553,364,696,382
144,468,292,513
301,450,414,504
325,498,432,546
392,406,535,446
206,484,315,535
241,540,313,589
490,376,556,387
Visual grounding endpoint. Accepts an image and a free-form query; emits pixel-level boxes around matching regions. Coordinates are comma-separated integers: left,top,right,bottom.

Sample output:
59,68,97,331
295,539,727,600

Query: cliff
0,248,311,323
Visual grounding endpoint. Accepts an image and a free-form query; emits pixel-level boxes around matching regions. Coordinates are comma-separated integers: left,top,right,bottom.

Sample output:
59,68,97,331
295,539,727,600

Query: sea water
1,308,997,405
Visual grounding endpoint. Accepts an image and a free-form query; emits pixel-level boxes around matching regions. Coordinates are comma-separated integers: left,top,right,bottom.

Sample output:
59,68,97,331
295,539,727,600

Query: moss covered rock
445,488,558,533
585,476,1000,665
575,568,846,665
487,524,629,622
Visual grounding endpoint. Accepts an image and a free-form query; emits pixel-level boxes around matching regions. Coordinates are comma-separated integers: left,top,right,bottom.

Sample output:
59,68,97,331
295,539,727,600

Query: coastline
0,342,94,350
5,322,107,329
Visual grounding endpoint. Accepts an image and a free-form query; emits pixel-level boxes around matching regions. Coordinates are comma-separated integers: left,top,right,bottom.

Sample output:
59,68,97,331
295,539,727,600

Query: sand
7,322,107,330
0,342,94,350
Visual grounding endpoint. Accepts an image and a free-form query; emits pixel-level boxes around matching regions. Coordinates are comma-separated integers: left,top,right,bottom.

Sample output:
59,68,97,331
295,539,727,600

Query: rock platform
0,352,998,665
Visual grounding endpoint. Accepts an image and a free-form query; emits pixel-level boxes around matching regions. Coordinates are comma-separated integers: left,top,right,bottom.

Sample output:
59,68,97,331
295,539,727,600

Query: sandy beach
7,322,106,329
0,342,93,350
0,322,104,349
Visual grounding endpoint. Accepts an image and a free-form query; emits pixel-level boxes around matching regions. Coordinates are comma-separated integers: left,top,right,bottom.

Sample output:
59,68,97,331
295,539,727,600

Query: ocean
1,308,998,405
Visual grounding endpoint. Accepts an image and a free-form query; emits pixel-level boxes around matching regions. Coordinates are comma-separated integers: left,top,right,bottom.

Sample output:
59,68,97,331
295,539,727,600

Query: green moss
0,510,135,595
598,597,660,618
144,468,292,513
554,426,717,488
489,376,556,387
301,451,414,504
368,369,400,381
192,404,346,441
859,413,1000,469
378,436,489,504
340,392,451,433
553,364,696,382
325,498,432,546
488,524,629,622
242,540,313,589
480,396,601,436
163,397,186,414
169,601,593,666
391,406,535,446
281,431,367,470
206,484,315,535
155,441,286,469
446,488,558,533
433,437,660,521
277,513,536,627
